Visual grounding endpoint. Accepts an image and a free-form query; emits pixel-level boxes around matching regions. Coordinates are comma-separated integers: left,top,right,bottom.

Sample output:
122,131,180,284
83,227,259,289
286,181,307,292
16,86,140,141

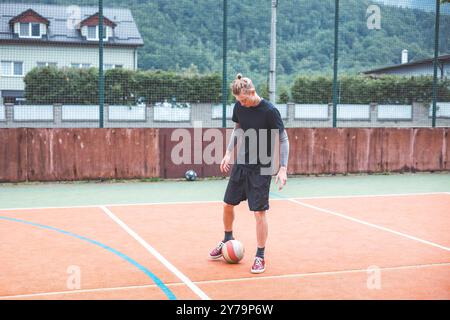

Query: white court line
0,200,222,212
287,198,450,252
0,191,447,212
100,205,211,300
1,261,449,300
291,191,450,200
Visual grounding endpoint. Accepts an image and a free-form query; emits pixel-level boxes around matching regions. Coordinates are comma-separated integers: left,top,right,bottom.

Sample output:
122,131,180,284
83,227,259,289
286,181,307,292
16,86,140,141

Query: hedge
24,68,450,105
24,67,222,105
291,75,450,104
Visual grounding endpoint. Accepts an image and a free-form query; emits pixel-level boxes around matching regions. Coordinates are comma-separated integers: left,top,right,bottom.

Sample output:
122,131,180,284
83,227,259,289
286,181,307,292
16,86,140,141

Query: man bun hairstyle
231,73,254,95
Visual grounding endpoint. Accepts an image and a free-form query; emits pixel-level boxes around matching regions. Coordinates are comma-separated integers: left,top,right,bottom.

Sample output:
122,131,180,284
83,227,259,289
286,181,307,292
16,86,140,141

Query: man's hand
275,166,287,190
220,152,232,173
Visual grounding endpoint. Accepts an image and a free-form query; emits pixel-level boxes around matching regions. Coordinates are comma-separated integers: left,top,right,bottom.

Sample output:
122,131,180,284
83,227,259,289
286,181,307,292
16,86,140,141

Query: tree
258,82,269,100
278,87,290,104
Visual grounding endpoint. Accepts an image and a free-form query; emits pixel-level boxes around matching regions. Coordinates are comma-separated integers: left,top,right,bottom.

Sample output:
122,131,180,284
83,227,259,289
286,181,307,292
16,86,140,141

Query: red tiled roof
79,12,117,28
9,9,49,26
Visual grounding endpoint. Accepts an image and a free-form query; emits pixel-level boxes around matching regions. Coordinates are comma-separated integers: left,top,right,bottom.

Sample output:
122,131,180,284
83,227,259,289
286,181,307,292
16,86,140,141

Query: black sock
223,231,234,242
256,247,265,259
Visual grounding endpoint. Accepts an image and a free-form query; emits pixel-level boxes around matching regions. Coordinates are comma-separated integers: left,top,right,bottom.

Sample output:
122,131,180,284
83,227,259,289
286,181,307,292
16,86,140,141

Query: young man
209,73,289,274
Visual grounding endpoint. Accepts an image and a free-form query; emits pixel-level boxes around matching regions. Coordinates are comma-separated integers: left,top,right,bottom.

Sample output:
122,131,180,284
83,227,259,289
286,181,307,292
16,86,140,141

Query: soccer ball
185,169,197,181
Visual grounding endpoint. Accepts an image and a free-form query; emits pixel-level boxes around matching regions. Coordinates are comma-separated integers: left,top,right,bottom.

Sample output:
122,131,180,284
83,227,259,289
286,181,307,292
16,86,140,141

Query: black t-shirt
232,99,285,171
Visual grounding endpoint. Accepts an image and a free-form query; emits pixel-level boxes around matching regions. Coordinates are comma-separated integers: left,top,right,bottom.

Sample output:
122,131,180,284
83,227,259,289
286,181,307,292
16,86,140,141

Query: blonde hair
230,73,255,95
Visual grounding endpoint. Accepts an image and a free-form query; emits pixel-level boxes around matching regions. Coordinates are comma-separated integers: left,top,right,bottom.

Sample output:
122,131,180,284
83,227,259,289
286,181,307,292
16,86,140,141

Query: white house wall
0,43,135,91
373,63,450,78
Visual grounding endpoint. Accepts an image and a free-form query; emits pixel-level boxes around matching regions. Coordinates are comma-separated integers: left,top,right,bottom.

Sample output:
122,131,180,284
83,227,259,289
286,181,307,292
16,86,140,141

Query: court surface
0,172,449,300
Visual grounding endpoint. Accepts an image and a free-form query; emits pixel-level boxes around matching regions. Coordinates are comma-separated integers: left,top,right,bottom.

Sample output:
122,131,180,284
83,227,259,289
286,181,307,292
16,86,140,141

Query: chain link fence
0,0,449,128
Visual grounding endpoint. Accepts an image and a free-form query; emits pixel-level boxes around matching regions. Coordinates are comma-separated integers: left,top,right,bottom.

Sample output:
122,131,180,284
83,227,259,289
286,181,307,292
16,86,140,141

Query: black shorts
223,165,272,212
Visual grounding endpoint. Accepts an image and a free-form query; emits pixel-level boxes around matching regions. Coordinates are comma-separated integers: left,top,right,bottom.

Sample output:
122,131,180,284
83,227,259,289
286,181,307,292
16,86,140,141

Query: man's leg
211,164,244,260
247,170,271,273
254,210,268,249
224,203,235,233
209,203,236,259
251,210,268,273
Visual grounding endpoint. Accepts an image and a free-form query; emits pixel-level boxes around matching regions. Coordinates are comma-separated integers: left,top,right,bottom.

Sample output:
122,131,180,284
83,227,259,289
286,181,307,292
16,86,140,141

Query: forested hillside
10,0,450,89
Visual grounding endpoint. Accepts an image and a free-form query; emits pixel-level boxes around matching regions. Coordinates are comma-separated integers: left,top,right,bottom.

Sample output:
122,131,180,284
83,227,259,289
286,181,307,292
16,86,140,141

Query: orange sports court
1,174,449,300
1,0,450,303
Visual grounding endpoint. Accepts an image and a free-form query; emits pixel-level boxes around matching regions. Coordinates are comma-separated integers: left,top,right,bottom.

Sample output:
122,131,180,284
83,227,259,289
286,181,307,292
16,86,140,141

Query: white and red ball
222,240,245,264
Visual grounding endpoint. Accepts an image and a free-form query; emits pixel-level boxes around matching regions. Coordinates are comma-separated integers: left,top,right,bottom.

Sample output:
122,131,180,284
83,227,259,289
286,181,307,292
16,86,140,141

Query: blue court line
0,215,176,300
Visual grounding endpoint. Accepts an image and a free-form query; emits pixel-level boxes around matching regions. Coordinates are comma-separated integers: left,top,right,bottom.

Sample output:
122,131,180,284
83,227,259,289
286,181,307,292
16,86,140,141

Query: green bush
291,76,333,104
24,66,69,104
278,87,290,103
24,67,222,105
24,66,99,104
105,68,136,105
134,71,222,104
24,68,450,106
291,75,450,104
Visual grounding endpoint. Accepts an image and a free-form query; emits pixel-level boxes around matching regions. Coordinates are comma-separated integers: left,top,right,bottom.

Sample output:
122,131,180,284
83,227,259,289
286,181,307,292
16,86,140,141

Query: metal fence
0,0,449,128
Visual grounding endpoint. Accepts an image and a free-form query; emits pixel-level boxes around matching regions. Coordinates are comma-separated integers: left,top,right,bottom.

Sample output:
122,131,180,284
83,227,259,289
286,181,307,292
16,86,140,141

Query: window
20,23,29,37
1,61,23,76
37,62,57,68
70,63,91,69
19,22,41,38
87,26,97,39
1,61,12,75
31,23,40,37
86,25,108,41
4,97,16,104
14,62,23,75
104,64,123,70
102,26,107,39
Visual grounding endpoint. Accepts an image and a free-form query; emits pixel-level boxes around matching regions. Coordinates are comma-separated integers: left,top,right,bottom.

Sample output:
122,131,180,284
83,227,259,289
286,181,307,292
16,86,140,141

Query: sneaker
251,257,266,274
209,241,225,260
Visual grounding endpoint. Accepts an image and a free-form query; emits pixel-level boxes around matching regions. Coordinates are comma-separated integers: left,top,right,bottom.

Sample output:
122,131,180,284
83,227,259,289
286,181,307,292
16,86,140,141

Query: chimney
401,49,408,64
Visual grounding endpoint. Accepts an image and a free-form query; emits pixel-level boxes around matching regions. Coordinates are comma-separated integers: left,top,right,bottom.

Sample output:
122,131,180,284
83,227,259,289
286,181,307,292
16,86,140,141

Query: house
363,49,450,79
0,3,143,104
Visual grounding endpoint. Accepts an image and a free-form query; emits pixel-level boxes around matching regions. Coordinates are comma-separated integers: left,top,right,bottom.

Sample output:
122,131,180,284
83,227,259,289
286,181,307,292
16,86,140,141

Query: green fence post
222,0,228,128
332,0,339,128
432,0,441,128
99,0,104,128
